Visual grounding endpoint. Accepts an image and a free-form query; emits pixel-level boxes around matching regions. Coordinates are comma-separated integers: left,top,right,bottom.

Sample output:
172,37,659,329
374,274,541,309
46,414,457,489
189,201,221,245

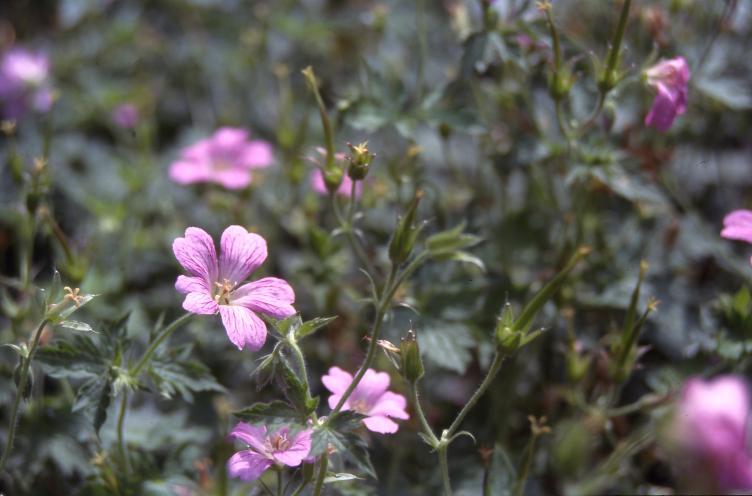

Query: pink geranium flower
322,367,409,434
644,56,690,131
672,376,752,492
0,48,54,118
721,210,752,264
307,147,362,198
169,127,273,189
112,103,139,129
173,225,295,351
227,423,312,481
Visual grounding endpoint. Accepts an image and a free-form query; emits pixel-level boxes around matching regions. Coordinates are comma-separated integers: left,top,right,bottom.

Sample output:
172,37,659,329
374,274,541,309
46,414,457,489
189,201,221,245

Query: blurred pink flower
721,210,752,264
0,48,54,118
112,103,139,129
169,127,273,189
322,367,409,434
173,225,295,351
644,56,690,131
227,423,312,481
307,147,362,197
673,376,752,492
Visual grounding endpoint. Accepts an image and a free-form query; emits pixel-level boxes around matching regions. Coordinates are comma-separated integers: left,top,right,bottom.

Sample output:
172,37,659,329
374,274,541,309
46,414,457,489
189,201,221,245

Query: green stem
0,318,48,473
600,0,632,90
288,339,317,422
302,67,335,170
512,435,539,496
446,352,505,437
438,443,453,496
277,469,283,496
131,312,193,377
409,383,439,445
312,454,328,496
117,391,131,475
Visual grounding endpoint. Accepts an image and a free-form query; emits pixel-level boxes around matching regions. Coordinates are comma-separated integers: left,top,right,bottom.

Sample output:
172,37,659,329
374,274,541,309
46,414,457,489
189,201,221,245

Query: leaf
277,356,317,414
696,75,752,110
148,352,224,401
37,336,108,380
296,316,338,340
72,374,113,435
420,322,475,374
324,473,362,484
426,223,482,255
484,444,517,496
59,320,97,333
311,416,375,479
233,400,300,423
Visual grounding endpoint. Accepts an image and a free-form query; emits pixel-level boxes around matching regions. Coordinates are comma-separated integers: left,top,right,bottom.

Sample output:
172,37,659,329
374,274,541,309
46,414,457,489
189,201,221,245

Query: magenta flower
644,56,690,131
227,423,312,481
672,376,752,492
169,127,273,189
173,225,295,351
307,147,362,198
0,48,54,118
721,210,752,265
322,367,409,434
112,103,139,129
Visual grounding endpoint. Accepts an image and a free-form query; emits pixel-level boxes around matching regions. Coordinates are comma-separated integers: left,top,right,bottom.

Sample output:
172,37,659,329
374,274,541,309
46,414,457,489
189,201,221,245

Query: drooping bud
346,141,375,181
400,330,424,383
388,190,424,265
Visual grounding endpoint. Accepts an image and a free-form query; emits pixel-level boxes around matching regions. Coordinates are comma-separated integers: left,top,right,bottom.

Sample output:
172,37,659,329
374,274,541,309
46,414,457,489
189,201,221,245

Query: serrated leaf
59,320,97,333
296,316,337,339
233,400,300,423
37,336,108,380
148,353,224,401
73,374,112,435
420,322,475,374
277,356,316,414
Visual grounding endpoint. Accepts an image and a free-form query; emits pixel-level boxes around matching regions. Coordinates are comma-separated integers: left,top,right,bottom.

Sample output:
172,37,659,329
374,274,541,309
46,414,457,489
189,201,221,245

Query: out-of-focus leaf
72,374,113,435
233,400,300,423
59,320,97,333
696,76,752,110
37,336,108,380
420,322,475,374
324,473,362,483
148,357,224,401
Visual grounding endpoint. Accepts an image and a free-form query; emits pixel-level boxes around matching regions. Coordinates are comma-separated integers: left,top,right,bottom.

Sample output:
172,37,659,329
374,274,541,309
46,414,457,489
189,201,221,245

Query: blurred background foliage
1,0,751,494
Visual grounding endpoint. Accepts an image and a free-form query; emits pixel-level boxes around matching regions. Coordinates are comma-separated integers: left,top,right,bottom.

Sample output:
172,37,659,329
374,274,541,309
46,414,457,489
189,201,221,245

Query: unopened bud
347,141,374,181
388,190,424,265
400,330,424,383
323,166,344,194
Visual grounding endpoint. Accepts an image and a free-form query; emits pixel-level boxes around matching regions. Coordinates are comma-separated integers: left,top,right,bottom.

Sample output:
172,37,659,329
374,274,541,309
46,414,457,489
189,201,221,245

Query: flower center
212,158,232,171
213,278,235,305
268,432,291,452
350,399,370,414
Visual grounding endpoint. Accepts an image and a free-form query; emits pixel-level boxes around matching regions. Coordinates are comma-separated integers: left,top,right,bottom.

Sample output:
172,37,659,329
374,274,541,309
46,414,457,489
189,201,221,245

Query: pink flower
322,367,409,434
644,56,690,131
307,147,362,198
721,210,752,264
672,376,752,492
169,127,273,189
112,103,139,129
173,225,295,351
227,423,312,481
0,48,54,118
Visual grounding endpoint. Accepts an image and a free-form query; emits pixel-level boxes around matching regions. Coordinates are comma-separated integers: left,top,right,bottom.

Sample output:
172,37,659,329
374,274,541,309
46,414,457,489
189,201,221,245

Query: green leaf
148,349,224,401
296,316,337,340
311,414,375,479
425,223,482,255
37,336,108,380
72,374,113,435
324,473,362,484
420,322,475,374
277,356,317,414
233,400,300,423
59,320,97,333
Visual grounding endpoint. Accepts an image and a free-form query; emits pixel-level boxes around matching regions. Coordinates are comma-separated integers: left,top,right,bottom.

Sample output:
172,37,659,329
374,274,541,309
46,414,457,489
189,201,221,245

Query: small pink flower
112,103,139,129
227,423,312,481
306,147,362,198
169,127,273,189
0,48,53,118
173,225,295,351
673,376,752,492
322,367,409,434
644,56,690,131
721,210,752,264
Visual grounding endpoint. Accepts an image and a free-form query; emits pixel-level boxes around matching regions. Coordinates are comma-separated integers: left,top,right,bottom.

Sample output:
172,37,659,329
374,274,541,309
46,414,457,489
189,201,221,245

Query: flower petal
175,275,208,294
322,367,353,395
272,429,312,467
169,159,212,185
219,305,267,351
213,168,253,190
645,84,680,132
229,422,268,453
722,210,752,244
182,291,219,315
354,369,391,405
368,391,410,420
232,277,296,319
173,227,218,283
362,415,399,434
242,140,274,168
227,450,273,481
218,226,268,283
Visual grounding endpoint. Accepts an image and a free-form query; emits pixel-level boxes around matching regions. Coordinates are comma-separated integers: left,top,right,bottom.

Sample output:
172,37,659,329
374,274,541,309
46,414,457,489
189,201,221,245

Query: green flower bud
346,141,375,181
400,330,424,383
323,166,344,194
388,190,423,265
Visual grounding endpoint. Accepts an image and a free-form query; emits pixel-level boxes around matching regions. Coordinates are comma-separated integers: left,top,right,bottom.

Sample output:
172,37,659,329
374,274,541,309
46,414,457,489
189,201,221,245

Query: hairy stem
131,312,193,377
438,443,453,496
409,383,439,445
117,391,131,475
446,351,506,437
0,318,48,473
312,453,328,496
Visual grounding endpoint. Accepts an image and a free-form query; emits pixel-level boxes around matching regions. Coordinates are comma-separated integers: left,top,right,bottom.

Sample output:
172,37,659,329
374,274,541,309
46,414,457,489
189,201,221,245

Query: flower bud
388,190,424,265
400,330,424,383
322,166,344,194
346,141,374,181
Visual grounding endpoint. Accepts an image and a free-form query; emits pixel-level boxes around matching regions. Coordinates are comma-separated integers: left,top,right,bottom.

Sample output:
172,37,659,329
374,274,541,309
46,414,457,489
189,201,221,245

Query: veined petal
272,429,312,467
357,369,391,405
219,305,267,351
242,140,274,168
362,415,399,434
232,277,296,319
229,422,268,454
175,275,207,294
219,226,267,283
173,227,218,283
182,292,219,315
368,391,410,420
227,450,273,481
322,367,353,395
